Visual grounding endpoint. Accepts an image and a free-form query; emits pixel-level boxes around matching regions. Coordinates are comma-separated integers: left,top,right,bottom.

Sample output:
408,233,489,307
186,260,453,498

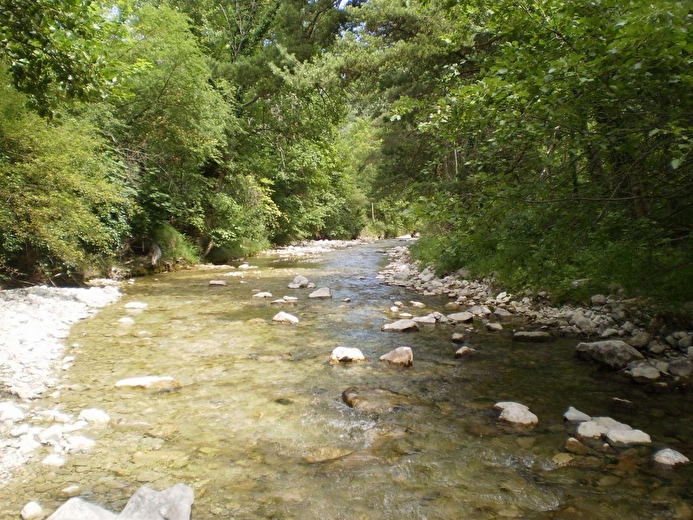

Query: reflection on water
2,241,692,519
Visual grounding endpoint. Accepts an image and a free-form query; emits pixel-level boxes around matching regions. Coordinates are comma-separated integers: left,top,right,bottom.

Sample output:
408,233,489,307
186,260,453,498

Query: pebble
20,501,43,520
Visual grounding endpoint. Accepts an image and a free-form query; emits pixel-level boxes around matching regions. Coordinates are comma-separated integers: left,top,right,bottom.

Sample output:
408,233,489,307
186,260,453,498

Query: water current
1,240,692,518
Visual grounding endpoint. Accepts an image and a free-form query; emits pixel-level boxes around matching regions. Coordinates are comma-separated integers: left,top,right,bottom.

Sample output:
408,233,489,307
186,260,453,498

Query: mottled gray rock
308,287,332,299
447,311,474,323
627,332,652,349
570,310,593,332
379,346,413,367
288,275,309,289
629,361,661,383
591,294,607,306
329,347,365,364
381,319,419,332
494,402,538,428
654,448,690,466
118,484,194,520
486,322,503,332
668,358,693,377
564,406,591,423
575,340,644,369
513,331,552,343
47,498,116,520
467,305,492,316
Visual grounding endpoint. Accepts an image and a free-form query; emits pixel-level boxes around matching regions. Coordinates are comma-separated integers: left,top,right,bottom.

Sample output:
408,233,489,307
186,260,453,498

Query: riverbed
1,240,692,518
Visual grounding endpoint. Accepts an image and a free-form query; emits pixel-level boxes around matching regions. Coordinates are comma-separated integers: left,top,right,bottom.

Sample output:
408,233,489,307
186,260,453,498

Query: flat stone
494,402,538,428
124,302,148,310
330,347,366,364
413,315,437,325
451,333,466,343
654,448,690,466
564,406,591,423
288,275,309,288
115,376,178,390
272,312,299,325
447,312,474,323
486,322,503,332
379,346,414,367
381,319,419,332
629,362,661,383
576,421,610,439
309,287,332,299
668,358,693,377
605,428,651,447
208,280,227,286
78,408,110,424
252,292,272,298
565,437,591,455
513,331,552,343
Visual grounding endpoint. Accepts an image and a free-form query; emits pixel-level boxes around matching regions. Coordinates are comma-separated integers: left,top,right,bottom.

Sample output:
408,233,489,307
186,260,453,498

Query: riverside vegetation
0,0,691,316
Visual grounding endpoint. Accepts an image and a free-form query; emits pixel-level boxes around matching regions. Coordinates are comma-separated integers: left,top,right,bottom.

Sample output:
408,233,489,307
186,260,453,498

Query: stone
494,402,538,428
627,332,652,349
552,453,573,466
654,448,690,466
601,328,619,338
0,401,25,422
208,280,227,286
115,376,178,390
118,484,194,520
413,314,438,325
21,502,44,520
42,454,66,467
330,347,365,364
272,312,299,324
592,416,631,431
47,497,117,520
64,435,95,452
78,408,110,424
564,406,591,423
493,308,514,322
591,294,607,306
379,346,414,367
565,437,591,455
467,305,492,316
629,362,661,383
513,331,552,343
288,275,309,288
447,312,474,323
454,346,476,358
118,317,135,325
252,292,272,298
124,302,148,310
575,340,644,369
605,428,651,447
576,421,610,439
342,386,418,413
570,310,593,332
381,319,419,332
668,358,693,377
486,322,503,332
451,333,466,343
309,287,332,299
410,301,426,308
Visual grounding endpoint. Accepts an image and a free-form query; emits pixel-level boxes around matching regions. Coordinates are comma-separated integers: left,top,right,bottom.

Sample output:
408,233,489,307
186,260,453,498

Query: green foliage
0,67,133,283
152,223,199,264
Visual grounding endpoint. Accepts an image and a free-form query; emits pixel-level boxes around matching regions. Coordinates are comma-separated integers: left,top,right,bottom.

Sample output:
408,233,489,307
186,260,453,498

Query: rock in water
494,402,538,428
272,312,299,324
379,346,414,367
288,275,309,289
454,346,476,358
654,448,690,467
309,287,332,299
381,319,419,332
330,347,366,364
21,502,44,520
115,376,179,390
575,340,644,369
447,312,474,323
208,280,227,287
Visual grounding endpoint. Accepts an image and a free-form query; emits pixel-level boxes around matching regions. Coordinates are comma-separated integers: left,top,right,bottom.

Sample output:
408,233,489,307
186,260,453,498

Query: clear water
2,241,692,519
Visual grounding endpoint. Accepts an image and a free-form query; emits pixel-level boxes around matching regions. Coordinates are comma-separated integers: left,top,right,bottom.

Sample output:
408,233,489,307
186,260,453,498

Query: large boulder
381,319,419,332
575,340,644,369
605,428,651,447
379,346,414,367
330,347,366,364
654,448,690,467
288,275,309,289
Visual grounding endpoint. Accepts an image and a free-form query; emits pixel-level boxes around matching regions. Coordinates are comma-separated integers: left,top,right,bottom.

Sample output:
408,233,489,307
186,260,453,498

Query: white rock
654,448,690,466
37,410,71,423
21,501,44,520
389,306,399,313
42,454,66,467
564,406,592,423
494,402,538,427
605,428,651,447
118,317,135,324
454,346,476,358
576,421,609,439
0,401,25,422
64,435,95,453
593,416,632,431
253,292,273,299
410,301,426,308
447,312,474,323
10,423,30,437
115,376,176,389
272,312,299,325
381,319,419,332
38,424,64,443
309,287,332,299
379,346,414,367
330,347,366,363
124,301,148,310
46,497,116,520
208,280,227,286
78,408,110,424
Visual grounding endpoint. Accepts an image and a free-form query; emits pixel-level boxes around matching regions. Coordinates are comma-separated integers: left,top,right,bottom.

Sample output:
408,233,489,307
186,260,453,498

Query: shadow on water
1,240,692,519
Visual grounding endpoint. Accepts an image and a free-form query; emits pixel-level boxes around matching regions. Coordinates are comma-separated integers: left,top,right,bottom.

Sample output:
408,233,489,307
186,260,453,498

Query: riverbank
378,242,693,388
0,283,122,485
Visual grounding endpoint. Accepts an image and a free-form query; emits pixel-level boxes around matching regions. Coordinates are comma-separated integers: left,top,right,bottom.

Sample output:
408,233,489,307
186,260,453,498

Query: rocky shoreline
377,242,693,390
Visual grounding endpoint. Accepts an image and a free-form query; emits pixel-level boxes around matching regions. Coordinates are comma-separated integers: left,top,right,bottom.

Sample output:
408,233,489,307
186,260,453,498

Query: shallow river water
2,240,692,519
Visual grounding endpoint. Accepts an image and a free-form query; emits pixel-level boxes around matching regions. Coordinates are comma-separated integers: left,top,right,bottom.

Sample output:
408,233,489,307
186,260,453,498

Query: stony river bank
0,241,691,518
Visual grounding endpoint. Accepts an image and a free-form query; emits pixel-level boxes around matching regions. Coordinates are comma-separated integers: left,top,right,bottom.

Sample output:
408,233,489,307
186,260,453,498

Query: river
2,240,692,518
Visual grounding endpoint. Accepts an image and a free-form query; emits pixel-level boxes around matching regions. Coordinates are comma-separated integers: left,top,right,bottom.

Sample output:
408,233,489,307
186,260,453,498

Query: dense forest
0,0,691,306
